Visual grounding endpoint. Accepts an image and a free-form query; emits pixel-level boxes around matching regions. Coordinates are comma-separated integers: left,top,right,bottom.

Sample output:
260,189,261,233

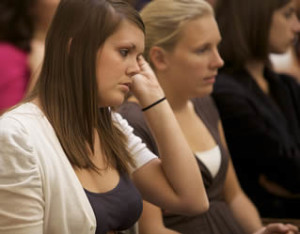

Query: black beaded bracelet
142,97,166,112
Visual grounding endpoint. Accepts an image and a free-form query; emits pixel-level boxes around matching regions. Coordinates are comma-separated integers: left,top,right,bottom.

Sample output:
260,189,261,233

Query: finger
285,224,299,232
286,231,298,234
137,55,147,67
266,223,289,233
132,73,144,82
137,55,153,73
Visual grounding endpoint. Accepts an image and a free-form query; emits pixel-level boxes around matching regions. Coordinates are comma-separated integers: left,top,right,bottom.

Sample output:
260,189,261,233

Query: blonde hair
140,0,213,63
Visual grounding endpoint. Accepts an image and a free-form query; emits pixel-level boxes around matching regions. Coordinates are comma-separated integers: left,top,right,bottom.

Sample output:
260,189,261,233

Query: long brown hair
215,0,291,72
29,0,145,174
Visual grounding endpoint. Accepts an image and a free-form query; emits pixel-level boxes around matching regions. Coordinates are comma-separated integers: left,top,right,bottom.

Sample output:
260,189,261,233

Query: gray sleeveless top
118,96,246,234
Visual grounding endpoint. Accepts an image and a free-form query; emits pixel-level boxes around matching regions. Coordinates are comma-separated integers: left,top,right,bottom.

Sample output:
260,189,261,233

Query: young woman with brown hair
0,0,209,233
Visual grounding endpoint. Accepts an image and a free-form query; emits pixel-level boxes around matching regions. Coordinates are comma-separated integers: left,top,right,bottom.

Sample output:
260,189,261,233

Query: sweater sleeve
112,112,157,173
117,102,159,155
0,116,44,234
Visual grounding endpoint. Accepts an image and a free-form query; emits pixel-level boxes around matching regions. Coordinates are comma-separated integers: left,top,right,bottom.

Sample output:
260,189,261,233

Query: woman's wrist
142,97,166,112
134,89,165,109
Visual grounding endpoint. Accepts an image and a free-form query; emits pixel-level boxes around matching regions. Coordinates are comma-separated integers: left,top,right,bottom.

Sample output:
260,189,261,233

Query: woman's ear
149,46,169,71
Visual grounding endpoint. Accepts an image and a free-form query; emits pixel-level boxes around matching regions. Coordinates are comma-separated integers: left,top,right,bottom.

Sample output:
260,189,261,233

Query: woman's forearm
142,99,208,214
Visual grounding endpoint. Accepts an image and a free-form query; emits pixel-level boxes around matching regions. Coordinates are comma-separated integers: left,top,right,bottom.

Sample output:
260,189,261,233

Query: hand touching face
130,56,165,107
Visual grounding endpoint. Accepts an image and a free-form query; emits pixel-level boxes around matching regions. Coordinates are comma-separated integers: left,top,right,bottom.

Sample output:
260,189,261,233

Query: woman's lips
203,76,216,84
119,82,131,92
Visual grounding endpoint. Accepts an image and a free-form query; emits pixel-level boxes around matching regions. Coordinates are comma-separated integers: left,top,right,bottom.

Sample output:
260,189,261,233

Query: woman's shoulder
214,70,252,98
192,96,221,129
193,95,215,107
112,103,145,136
0,103,46,140
193,96,219,116
0,107,30,143
1,102,43,119
118,101,143,119
0,104,40,168
117,101,146,129
112,108,157,172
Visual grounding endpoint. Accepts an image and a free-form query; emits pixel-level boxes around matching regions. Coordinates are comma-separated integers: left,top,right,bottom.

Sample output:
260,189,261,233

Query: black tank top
84,173,143,234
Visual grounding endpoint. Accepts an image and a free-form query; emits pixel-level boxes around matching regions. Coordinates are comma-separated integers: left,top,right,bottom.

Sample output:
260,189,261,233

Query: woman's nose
126,59,141,77
211,49,224,69
292,14,300,33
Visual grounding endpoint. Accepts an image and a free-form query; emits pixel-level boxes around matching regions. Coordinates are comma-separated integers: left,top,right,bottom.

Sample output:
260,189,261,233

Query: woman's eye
284,8,295,19
196,46,208,54
120,49,129,57
284,12,292,19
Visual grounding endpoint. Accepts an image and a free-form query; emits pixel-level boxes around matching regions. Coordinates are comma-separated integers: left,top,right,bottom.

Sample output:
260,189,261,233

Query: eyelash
284,9,295,19
196,46,209,54
284,12,292,18
120,49,129,57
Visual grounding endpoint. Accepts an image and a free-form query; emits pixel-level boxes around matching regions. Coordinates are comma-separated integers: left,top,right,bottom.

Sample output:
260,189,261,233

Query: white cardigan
0,103,156,234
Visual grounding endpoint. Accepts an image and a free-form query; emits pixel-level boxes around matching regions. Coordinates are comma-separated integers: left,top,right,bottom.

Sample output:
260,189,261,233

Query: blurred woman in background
213,0,300,218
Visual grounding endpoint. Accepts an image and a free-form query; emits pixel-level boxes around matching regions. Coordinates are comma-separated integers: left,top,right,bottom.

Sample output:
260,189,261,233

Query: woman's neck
158,74,190,112
245,60,269,94
33,30,48,42
245,60,264,80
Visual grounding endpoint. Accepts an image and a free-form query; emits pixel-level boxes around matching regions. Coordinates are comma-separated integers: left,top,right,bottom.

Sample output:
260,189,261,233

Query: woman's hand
130,56,165,108
254,223,299,234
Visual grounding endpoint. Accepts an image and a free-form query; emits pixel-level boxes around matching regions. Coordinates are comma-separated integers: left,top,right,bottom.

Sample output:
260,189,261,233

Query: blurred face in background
162,15,223,99
269,0,300,54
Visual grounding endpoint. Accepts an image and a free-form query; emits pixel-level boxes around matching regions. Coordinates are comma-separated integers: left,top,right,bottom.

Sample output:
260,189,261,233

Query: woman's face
96,20,144,107
269,0,300,54
163,15,224,99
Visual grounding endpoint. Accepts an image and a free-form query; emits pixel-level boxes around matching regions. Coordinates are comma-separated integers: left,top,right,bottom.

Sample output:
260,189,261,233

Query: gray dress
118,96,246,234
